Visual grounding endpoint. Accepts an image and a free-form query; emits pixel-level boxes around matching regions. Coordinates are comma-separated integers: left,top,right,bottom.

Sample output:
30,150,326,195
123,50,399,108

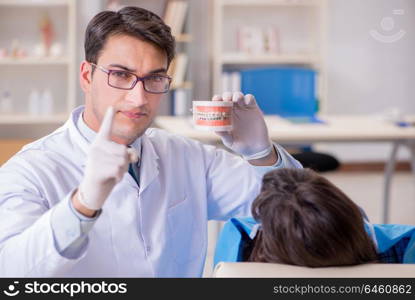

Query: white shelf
171,81,193,90
175,33,192,43
0,113,68,124
220,0,320,7
220,53,318,65
0,57,70,65
0,0,69,6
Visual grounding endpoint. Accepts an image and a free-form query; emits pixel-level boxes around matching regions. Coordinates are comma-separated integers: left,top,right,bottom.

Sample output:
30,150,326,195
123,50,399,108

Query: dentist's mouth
121,111,146,119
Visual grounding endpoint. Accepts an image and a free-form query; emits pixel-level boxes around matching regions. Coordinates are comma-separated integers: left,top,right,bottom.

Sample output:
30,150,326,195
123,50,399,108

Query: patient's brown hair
248,168,378,267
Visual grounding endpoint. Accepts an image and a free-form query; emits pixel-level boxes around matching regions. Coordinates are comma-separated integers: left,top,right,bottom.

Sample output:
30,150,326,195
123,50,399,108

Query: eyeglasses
90,63,172,94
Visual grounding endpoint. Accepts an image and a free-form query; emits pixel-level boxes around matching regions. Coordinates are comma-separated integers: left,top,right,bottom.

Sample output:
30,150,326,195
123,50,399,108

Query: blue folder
241,67,317,119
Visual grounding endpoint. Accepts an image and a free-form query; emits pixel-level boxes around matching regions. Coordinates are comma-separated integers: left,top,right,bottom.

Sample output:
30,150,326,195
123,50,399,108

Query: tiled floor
203,171,415,277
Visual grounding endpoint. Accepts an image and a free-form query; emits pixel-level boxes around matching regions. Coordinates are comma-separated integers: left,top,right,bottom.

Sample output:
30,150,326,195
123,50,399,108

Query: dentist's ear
80,61,93,93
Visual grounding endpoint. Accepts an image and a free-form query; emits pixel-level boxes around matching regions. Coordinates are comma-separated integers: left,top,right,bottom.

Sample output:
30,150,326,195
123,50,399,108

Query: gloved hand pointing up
77,107,138,211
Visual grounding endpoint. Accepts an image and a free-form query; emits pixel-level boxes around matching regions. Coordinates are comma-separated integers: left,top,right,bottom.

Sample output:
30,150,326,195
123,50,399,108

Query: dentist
0,6,301,277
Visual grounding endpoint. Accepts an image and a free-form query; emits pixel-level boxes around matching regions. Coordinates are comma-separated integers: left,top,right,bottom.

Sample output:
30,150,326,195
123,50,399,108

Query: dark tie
127,145,140,186
128,163,140,186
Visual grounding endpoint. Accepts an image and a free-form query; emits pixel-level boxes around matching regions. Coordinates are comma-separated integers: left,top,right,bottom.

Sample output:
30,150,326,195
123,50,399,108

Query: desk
0,139,33,166
155,115,415,223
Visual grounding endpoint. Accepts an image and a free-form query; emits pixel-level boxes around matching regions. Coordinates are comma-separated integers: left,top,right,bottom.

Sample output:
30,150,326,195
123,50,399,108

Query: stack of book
168,53,188,88
164,0,190,116
163,0,189,37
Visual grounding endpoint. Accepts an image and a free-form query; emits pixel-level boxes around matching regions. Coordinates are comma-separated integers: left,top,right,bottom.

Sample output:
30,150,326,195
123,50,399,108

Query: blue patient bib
214,217,415,267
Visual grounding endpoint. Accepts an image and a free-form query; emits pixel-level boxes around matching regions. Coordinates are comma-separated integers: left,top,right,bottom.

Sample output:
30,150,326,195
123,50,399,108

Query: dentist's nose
126,80,149,106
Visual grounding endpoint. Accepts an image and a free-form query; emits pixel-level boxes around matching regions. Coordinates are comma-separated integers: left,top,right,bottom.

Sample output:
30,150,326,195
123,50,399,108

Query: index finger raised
97,106,115,140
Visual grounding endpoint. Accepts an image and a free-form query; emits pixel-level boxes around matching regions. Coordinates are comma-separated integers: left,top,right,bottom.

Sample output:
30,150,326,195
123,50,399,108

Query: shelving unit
0,0,69,6
163,0,192,116
0,0,193,129
0,57,70,65
0,113,68,124
220,0,321,7
0,0,76,124
220,53,319,65
212,0,328,113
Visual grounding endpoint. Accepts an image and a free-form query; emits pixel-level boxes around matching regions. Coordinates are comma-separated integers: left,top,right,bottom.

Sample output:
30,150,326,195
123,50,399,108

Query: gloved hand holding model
75,106,138,211
212,92,274,161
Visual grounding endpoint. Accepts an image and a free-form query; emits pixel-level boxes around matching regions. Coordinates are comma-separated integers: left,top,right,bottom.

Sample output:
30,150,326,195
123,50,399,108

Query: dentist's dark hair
248,168,378,267
85,6,175,72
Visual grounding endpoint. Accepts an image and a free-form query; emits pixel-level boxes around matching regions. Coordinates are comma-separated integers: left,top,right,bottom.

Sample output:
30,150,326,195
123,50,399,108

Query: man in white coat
0,7,301,277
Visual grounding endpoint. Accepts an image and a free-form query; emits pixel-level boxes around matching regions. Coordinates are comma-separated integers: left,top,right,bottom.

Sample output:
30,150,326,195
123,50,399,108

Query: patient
246,168,377,267
214,168,415,268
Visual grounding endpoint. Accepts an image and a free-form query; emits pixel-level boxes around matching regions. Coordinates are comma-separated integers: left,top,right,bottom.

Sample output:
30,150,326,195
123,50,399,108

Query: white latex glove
213,91,272,160
78,107,138,210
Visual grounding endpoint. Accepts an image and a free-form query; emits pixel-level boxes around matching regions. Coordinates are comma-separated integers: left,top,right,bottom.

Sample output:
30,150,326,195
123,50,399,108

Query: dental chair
213,262,415,278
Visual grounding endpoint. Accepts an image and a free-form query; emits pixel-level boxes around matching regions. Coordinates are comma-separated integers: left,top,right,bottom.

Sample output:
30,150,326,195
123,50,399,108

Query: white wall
316,0,415,162
326,0,414,115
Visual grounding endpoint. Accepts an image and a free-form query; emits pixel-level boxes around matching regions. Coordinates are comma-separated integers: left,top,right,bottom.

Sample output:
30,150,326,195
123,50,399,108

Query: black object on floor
291,151,340,172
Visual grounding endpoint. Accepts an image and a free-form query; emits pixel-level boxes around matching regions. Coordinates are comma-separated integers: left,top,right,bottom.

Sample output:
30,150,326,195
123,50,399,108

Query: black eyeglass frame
89,62,172,94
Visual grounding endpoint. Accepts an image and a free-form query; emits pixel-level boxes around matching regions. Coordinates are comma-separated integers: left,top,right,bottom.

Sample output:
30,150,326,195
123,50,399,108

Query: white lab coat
0,106,300,277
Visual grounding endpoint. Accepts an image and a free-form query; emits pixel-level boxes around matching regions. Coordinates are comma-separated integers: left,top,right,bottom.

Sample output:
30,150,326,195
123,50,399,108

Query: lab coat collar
67,106,90,165
139,132,160,193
